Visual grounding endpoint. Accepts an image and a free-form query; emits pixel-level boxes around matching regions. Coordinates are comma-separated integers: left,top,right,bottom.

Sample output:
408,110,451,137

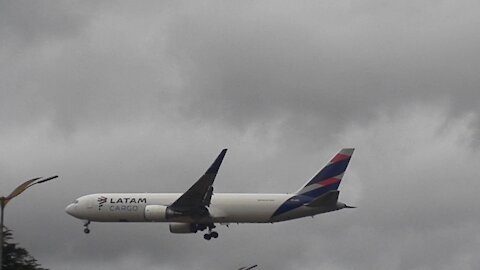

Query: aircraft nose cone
65,203,75,216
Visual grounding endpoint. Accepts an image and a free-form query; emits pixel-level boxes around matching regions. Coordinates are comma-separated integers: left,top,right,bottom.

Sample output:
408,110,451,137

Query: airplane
66,148,355,240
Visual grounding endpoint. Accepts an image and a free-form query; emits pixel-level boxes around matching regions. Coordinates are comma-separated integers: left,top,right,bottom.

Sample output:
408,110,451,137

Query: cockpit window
73,200,79,204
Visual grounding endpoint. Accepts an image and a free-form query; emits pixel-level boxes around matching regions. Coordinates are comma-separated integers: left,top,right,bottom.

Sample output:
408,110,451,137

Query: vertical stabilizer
295,148,354,198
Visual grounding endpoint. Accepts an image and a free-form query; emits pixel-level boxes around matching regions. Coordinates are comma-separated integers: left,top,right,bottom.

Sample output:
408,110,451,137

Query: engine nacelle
169,223,197,234
144,205,187,221
144,205,168,221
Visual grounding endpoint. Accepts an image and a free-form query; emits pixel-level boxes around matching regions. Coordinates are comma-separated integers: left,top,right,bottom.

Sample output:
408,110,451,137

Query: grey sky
1,1,479,269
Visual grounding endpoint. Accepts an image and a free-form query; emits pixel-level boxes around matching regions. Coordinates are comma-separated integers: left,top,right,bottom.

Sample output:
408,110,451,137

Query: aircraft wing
170,149,227,212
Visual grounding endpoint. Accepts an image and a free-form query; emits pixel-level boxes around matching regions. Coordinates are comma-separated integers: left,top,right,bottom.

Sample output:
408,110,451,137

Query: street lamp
0,175,58,270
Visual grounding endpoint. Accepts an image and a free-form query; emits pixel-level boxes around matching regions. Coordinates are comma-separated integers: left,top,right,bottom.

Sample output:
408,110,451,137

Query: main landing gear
83,221,91,234
203,224,218,240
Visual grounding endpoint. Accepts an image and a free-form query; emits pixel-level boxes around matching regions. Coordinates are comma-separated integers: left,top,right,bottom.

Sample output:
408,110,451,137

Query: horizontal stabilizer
305,190,339,207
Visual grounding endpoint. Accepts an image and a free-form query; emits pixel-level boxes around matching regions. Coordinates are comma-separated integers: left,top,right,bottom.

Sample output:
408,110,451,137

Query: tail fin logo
296,148,354,198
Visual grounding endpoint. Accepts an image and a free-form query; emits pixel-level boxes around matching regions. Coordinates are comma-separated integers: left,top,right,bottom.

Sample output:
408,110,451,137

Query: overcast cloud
1,1,480,269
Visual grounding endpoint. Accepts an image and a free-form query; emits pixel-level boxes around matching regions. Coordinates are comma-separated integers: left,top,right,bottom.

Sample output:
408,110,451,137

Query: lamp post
0,175,58,270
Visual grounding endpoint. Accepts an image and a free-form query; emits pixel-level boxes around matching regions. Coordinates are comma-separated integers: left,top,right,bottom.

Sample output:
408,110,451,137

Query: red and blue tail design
296,148,354,198
271,148,354,219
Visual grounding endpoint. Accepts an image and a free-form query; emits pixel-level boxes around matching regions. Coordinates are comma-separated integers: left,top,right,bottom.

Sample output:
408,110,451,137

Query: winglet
205,148,228,175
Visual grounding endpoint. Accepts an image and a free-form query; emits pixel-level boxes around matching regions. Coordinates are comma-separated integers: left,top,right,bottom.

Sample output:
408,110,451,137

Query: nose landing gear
83,221,91,234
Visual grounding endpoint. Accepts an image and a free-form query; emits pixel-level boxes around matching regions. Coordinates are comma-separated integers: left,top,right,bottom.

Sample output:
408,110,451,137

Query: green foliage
2,227,49,270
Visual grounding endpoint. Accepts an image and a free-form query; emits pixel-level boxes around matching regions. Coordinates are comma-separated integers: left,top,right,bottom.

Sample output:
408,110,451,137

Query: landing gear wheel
83,221,91,234
203,233,212,240
210,231,219,238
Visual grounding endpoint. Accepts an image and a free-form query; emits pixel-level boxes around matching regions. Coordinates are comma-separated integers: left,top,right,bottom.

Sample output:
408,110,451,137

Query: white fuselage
65,193,341,224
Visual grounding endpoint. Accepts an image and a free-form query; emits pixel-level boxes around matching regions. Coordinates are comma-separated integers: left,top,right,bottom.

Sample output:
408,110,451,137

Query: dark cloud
0,0,92,46
1,1,479,270
166,1,480,142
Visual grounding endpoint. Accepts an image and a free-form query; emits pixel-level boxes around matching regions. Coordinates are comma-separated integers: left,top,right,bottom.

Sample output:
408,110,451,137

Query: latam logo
97,196,148,211
97,196,107,210
96,197,148,212
109,198,147,204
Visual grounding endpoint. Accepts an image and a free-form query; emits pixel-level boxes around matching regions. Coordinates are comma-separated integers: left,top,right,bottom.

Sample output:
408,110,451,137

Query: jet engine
144,205,168,221
169,223,198,234
144,205,186,221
